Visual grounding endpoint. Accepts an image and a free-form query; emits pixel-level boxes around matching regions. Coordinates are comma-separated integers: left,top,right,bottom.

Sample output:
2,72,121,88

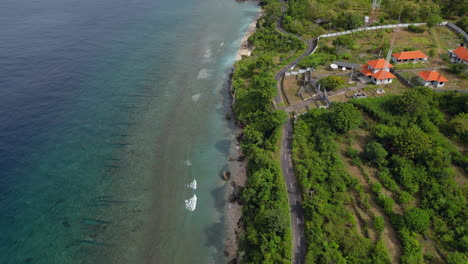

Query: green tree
364,141,388,166
405,208,430,233
456,16,468,32
393,126,432,160
393,88,432,118
333,35,355,48
448,63,467,76
398,191,414,205
446,252,468,264
330,103,362,133
335,12,363,30
449,113,468,143
319,75,345,91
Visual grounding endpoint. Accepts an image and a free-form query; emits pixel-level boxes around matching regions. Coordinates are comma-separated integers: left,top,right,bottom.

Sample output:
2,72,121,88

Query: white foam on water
203,48,212,59
186,179,197,190
191,93,201,102
184,160,192,166
185,194,197,211
202,48,213,63
197,68,212,80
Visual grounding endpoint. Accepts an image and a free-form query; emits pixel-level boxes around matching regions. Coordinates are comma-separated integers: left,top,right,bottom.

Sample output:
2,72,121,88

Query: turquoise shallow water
0,0,259,263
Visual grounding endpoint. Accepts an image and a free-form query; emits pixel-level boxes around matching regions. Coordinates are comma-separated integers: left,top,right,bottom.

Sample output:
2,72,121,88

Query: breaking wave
185,194,197,211
197,68,212,80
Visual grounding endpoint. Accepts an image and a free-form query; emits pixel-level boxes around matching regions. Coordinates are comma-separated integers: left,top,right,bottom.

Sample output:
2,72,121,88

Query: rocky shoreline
224,8,263,264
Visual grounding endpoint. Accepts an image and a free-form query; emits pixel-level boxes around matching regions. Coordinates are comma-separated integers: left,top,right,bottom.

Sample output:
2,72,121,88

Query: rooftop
367,59,394,69
372,70,396,80
418,71,449,82
392,51,428,60
452,46,468,61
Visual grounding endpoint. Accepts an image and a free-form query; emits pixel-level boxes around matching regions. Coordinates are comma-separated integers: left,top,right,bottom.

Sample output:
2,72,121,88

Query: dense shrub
297,52,336,68
404,208,430,233
373,216,385,234
333,35,355,48
449,113,468,143
393,126,432,160
364,141,388,166
407,25,425,33
329,103,362,133
319,75,345,91
448,63,468,79
335,12,363,30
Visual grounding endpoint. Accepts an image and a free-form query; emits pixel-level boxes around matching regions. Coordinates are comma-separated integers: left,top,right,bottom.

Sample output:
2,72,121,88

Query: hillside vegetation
293,88,467,263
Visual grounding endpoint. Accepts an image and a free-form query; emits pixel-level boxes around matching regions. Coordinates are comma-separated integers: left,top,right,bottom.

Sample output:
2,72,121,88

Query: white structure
448,45,468,64
418,71,449,88
360,58,396,85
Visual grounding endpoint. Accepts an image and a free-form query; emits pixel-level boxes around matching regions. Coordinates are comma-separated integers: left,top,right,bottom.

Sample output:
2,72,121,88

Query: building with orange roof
360,59,396,85
418,71,449,87
391,51,428,63
448,45,468,64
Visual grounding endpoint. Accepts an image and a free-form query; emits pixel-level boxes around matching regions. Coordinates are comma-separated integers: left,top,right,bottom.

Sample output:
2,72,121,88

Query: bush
345,147,359,159
319,75,345,91
449,113,468,143
330,103,363,133
456,16,468,33
297,52,337,68
377,193,395,214
333,35,355,48
335,12,363,30
448,63,468,76
404,208,430,233
407,25,425,33
371,182,383,193
371,240,392,264
446,252,468,264
373,216,385,234
364,141,388,166
393,126,432,160
398,191,414,205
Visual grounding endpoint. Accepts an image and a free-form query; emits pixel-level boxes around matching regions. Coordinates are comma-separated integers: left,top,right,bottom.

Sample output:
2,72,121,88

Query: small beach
235,11,263,61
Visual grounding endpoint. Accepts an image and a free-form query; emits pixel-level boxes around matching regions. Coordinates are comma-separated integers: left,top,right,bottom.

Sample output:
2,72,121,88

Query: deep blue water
0,0,259,263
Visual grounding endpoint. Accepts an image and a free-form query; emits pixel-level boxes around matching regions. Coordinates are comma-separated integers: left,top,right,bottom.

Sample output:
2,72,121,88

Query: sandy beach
235,11,263,61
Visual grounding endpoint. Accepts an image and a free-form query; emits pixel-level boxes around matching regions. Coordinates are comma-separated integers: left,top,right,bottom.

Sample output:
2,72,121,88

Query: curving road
274,2,316,264
274,5,317,105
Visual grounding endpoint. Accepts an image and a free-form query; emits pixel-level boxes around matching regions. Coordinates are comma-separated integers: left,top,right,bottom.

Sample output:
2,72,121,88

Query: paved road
274,3,317,106
280,118,306,264
273,3,310,264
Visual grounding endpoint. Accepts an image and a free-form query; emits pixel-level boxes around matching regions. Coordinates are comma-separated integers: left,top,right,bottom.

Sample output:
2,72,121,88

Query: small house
418,71,448,88
391,51,428,63
448,45,468,64
360,59,396,85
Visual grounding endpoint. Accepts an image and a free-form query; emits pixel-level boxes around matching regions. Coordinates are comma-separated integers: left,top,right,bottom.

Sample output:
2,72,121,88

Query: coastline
235,11,263,61
224,9,263,264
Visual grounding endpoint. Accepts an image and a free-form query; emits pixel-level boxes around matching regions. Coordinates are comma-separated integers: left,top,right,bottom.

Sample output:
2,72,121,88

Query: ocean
0,0,259,263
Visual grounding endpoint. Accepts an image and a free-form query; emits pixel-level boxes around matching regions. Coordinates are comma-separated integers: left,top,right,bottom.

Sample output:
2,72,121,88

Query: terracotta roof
360,68,373,76
367,59,394,69
392,51,428,60
418,71,448,82
372,70,396,80
452,46,468,61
